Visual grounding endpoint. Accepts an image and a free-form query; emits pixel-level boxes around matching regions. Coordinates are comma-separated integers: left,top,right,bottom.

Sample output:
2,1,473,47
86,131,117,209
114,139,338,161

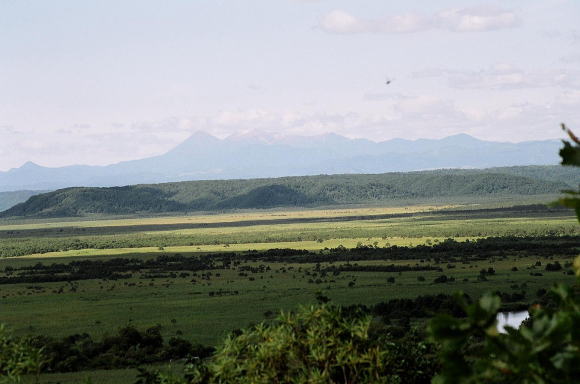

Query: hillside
1,166,576,218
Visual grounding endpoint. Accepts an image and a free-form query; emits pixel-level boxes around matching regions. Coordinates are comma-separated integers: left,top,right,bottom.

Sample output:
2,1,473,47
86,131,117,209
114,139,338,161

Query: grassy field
10,236,480,259
0,205,451,230
23,368,140,384
1,203,577,258
1,201,578,383
2,251,576,344
22,365,186,384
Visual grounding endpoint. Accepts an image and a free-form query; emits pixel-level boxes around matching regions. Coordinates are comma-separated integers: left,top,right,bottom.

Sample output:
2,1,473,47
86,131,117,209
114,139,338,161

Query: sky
1,0,579,170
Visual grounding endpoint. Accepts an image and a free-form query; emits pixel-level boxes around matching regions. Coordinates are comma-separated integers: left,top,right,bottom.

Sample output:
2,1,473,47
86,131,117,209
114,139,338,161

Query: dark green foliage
1,186,187,217
184,305,437,384
0,324,46,383
479,165,579,186
371,294,467,319
558,124,580,220
433,275,454,284
0,254,225,284
545,261,563,271
321,264,442,274
429,285,580,384
28,325,213,373
2,166,576,217
559,125,580,167
213,184,319,209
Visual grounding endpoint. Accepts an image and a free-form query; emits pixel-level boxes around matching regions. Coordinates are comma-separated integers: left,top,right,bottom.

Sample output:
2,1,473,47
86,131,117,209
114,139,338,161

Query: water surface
496,311,529,333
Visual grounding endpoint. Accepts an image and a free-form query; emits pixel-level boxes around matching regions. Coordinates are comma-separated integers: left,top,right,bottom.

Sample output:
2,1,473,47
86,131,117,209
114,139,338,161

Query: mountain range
0,132,564,193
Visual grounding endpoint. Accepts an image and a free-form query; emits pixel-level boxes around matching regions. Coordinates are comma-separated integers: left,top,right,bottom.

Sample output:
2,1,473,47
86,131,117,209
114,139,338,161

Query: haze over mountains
0,132,560,192
0,190,49,212
0,131,563,193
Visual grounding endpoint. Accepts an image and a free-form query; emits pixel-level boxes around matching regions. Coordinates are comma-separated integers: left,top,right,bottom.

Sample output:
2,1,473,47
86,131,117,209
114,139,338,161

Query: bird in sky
385,78,393,85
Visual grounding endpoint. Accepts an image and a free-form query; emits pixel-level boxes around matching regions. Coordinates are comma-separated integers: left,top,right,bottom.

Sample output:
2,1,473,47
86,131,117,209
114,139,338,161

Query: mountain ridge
0,132,563,193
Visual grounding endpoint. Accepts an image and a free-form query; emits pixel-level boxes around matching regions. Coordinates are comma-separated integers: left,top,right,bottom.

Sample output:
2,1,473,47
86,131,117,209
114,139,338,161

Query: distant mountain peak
317,132,345,139
315,132,351,142
225,130,278,144
441,133,481,143
167,131,220,154
17,161,43,171
187,130,219,140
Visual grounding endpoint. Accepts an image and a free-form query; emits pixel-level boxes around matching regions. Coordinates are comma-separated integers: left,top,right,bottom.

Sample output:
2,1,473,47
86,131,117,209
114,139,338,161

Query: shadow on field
0,204,572,239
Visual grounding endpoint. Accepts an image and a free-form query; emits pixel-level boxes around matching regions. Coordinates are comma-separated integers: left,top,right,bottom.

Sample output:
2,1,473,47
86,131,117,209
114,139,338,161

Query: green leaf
479,294,501,314
560,141,580,167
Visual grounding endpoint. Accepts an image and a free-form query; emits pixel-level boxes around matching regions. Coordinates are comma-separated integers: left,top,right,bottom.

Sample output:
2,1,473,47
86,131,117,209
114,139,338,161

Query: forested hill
1,166,577,218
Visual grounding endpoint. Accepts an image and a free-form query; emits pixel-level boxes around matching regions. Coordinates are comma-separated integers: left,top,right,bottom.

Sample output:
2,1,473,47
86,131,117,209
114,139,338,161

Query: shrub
186,305,437,384
434,275,448,284
0,324,45,383
429,284,580,383
545,261,563,271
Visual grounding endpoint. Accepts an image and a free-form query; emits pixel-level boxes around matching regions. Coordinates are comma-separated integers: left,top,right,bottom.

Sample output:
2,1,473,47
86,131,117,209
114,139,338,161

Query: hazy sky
1,0,579,170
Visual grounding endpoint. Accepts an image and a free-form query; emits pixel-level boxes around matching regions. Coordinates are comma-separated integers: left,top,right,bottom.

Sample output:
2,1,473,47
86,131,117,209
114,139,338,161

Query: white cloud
450,65,530,90
415,64,580,90
437,7,519,32
321,9,428,34
320,10,363,34
320,6,518,34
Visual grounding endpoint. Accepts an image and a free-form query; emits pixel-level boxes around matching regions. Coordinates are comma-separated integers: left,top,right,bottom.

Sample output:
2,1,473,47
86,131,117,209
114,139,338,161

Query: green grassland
1,204,578,342
23,368,141,384
1,202,578,383
3,254,576,345
22,365,185,384
0,203,577,258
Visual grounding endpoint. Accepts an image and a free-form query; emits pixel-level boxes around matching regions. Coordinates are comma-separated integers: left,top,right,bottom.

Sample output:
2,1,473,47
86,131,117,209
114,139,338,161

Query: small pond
496,311,529,333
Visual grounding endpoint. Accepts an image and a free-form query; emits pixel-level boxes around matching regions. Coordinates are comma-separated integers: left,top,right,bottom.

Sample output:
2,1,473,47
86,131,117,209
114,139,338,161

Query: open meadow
1,201,578,383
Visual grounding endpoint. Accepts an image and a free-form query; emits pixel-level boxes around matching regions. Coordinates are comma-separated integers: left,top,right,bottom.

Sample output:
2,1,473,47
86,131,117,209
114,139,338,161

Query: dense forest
1,166,577,218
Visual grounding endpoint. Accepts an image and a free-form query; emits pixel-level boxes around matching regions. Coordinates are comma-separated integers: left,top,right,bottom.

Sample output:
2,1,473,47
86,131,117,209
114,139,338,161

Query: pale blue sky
1,0,579,170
